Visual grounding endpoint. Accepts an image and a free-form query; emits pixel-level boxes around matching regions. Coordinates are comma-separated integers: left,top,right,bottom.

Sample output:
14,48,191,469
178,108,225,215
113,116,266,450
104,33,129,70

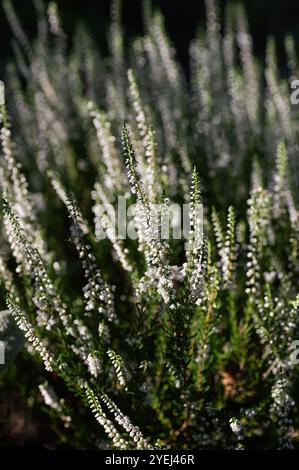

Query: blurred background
1,0,299,78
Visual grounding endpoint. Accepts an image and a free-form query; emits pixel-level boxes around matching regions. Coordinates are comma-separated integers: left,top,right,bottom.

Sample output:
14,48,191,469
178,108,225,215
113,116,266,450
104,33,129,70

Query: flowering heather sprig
109,0,125,120
65,194,116,323
127,68,149,149
186,167,204,303
122,124,174,304
221,206,237,287
47,2,63,37
211,206,236,287
122,124,148,204
229,417,245,450
270,371,295,449
2,0,299,450
85,386,128,449
6,297,54,372
86,352,102,378
2,199,68,331
127,69,159,202
39,382,63,413
0,81,48,264
88,101,125,192
0,87,30,213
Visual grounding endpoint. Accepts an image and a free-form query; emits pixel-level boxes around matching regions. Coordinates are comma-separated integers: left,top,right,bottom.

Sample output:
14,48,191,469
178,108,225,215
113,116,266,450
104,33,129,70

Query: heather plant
1,0,299,449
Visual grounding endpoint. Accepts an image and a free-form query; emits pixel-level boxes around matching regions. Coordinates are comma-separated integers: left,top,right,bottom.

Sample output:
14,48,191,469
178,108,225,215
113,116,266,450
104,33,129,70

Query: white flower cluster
127,69,159,203
66,195,116,323
47,2,63,37
0,92,47,262
122,125,175,305
246,187,271,295
107,349,128,388
39,382,63,413
3,201,70,332
229,417,244,450
88,101,125,192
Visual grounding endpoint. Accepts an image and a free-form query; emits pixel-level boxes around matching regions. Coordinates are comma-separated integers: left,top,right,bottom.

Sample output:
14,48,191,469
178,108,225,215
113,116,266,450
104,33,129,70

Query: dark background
1,0,299,77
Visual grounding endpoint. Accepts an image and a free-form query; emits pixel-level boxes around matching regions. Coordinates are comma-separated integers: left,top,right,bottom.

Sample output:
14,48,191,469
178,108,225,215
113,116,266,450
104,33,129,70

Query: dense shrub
1,0,299,449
